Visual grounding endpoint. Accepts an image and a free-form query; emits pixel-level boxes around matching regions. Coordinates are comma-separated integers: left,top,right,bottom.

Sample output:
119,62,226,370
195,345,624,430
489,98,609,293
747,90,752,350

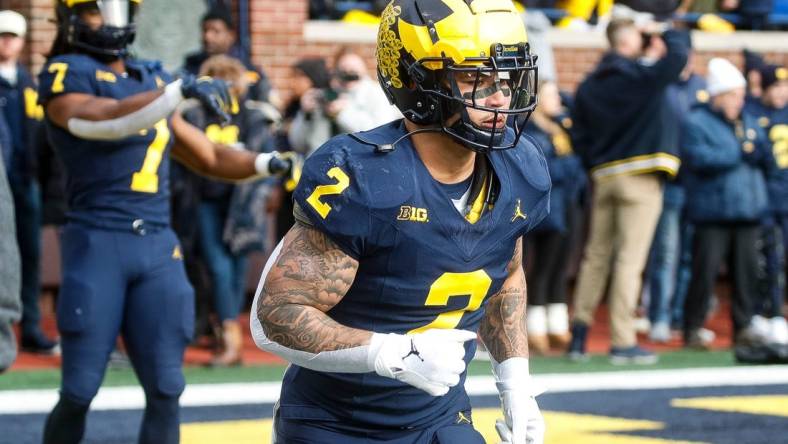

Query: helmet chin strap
441,100,507,153
446,119,504,152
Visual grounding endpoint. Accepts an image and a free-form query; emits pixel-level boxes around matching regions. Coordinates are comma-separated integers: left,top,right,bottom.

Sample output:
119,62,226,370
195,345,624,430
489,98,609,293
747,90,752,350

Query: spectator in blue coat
745,63,788,345
682,58,773,349
524,81,586,354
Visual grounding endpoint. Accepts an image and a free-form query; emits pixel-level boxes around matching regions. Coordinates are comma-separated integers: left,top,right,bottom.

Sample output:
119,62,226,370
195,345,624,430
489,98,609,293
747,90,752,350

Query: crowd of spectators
0,1,786,372
558,14,787,363
311,0,788,31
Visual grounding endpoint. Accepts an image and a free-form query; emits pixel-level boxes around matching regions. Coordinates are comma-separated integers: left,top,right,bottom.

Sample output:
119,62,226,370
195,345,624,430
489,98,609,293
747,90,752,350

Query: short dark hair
202,6,235,30
606,18,636,49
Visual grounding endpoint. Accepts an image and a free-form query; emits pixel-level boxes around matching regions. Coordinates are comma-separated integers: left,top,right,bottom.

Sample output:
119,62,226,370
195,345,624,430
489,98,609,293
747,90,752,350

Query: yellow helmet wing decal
397,0,527,70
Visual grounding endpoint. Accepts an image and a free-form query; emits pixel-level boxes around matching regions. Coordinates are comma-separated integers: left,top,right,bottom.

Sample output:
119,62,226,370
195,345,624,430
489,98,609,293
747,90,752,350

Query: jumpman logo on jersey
402,339,424,362
511,199,528,222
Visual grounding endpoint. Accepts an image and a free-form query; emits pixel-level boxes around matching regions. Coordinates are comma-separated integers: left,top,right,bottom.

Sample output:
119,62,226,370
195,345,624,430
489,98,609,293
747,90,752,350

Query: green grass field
0,350,738,391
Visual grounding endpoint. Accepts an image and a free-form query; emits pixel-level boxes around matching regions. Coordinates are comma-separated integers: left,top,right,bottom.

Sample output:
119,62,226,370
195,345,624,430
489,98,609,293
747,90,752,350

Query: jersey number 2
408,270,492,334
130,119,171,193
307,167,350,219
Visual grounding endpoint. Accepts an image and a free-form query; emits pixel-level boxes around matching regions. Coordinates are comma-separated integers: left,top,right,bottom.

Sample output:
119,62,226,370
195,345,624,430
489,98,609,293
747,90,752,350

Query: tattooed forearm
257,221,371,353
505,235,523,275
479,237,529,362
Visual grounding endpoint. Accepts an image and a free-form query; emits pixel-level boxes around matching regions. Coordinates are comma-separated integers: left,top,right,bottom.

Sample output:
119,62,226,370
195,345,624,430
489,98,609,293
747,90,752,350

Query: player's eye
461,81,511,101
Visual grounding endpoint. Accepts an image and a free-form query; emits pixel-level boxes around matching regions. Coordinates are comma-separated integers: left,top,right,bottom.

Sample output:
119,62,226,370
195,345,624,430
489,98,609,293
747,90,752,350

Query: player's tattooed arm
478,237,529,362
256,221,372,353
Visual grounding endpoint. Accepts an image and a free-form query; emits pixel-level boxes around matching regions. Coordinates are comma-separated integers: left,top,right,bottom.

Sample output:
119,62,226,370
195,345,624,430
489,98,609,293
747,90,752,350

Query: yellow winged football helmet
376,0,538,152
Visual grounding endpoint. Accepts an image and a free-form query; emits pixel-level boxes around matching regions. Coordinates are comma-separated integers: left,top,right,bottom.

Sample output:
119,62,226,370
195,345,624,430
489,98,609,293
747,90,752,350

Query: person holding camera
567,18,689,364
322,47,401,134
289,50,400,159
287,58,335,159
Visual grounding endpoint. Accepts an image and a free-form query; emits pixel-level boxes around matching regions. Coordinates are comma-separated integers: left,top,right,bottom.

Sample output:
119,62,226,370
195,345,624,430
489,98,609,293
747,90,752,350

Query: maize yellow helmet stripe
397,0,527,69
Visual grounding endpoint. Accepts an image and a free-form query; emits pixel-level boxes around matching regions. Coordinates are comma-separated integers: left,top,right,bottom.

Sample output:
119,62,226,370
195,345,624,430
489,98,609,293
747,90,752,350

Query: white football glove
493,358,545,444
368,329,476,396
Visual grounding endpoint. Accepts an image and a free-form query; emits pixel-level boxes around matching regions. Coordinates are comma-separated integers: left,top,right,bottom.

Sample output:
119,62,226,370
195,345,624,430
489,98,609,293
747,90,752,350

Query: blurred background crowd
0,0,786,373
312,0,788,31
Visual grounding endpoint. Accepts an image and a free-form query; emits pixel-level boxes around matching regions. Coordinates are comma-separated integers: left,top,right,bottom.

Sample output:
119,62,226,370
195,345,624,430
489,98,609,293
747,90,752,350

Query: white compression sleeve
66,79,184,141
250,240,377,373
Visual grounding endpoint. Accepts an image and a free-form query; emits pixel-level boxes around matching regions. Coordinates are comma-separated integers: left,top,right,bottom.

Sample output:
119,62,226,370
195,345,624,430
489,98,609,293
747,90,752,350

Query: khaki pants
572,173,664,348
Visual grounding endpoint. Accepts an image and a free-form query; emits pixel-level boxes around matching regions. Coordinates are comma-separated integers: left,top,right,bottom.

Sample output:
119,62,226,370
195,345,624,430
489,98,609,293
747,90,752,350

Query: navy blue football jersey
281,120,551,429
38,54,174,228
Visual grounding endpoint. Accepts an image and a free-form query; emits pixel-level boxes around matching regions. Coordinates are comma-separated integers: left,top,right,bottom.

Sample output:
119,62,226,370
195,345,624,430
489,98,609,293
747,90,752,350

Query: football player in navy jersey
38,1,290,443
251,1,548,443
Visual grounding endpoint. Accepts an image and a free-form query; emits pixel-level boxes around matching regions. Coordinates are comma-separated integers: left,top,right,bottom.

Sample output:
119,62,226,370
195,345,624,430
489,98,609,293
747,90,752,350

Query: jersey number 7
130,119,171,193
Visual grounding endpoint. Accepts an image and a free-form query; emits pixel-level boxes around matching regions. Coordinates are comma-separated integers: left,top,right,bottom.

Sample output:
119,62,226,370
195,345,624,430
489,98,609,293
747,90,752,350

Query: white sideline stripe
465,365,788,395
3,365,788,415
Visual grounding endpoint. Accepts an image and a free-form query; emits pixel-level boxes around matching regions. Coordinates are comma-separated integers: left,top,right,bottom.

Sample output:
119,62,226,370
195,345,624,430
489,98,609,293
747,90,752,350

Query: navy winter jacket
683,106,771,223
744,98,788,215
0,64,43,183
663,73,708,210
571,30,689,180
525,115,585,233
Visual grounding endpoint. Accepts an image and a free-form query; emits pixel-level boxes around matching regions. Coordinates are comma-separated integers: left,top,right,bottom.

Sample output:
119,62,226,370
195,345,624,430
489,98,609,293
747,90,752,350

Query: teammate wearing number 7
252,1,548,443
38,2,292,443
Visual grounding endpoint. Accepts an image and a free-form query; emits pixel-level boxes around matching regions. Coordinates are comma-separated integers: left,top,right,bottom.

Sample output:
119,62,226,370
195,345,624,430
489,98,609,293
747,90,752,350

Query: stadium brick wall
4,0,788,102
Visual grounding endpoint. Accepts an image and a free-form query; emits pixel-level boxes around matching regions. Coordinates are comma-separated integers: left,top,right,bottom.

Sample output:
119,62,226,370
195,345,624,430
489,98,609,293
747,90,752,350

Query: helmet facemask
422,43,537,153
406,43,538,153
60,0,139,61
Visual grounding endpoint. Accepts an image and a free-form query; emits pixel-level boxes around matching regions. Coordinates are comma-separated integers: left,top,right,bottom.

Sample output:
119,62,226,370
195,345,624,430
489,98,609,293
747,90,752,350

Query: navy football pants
56,223,194,405
274,409,485,444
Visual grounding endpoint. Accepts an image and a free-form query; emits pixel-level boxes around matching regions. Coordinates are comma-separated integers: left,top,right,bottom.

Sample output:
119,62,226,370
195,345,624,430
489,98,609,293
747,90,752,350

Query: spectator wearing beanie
743,49,767,100
567,18,689,364
682,58,774,349
745,63,788,345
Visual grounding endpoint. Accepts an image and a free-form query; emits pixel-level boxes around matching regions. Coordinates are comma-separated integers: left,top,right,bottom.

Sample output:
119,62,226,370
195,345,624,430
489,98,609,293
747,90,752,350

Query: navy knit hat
760,64,787,91
743,49,765,74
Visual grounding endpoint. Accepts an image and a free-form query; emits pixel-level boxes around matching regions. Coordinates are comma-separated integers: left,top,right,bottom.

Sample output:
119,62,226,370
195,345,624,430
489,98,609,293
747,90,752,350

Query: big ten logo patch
397,205,429,223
